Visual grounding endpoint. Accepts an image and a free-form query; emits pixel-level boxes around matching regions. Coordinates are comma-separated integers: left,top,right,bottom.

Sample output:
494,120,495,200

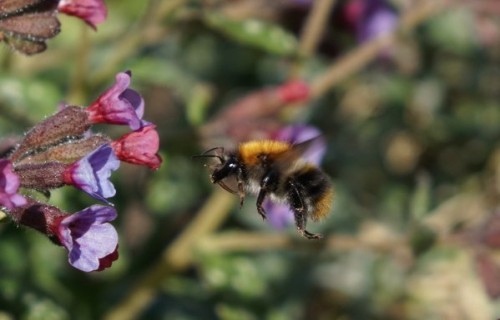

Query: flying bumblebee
195,138,334,239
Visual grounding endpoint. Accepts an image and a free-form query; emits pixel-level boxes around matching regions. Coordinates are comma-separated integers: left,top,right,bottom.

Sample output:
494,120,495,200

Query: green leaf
203,13,298,56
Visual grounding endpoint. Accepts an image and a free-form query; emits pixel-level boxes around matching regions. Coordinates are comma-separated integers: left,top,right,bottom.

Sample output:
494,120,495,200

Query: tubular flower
86,71,147,130
58,0,107,29
0,159,26,210
64,144,120,203
110,125,162,170
8,199,118,272
57,205,118,272
264,125,327,229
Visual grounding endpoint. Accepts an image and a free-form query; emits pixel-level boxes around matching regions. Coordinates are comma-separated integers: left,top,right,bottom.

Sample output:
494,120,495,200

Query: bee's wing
273,136,324,166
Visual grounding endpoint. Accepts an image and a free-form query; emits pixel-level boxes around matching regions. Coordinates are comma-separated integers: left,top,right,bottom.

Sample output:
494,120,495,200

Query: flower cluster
0,71,161,272
0,0,107,55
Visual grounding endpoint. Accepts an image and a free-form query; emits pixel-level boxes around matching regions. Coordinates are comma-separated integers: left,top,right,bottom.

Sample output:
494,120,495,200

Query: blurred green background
1,0,499,319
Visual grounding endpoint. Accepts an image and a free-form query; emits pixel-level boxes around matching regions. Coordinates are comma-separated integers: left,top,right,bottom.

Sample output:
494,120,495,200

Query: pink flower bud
58,0,107,29
110,125,162,170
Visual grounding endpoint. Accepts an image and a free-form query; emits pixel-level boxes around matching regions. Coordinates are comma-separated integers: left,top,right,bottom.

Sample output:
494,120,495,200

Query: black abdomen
287,166,333,221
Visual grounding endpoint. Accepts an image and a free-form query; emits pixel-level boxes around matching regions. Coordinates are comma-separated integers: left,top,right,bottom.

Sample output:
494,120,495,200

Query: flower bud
10,106,90,162
110,125,162,169
17,134,111,165
15,162,67,190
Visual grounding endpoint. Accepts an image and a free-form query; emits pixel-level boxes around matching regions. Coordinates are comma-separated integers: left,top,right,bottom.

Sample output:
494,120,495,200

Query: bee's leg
256,189,268,220
236,167,247,208
288,180,322,240
256,171,278,220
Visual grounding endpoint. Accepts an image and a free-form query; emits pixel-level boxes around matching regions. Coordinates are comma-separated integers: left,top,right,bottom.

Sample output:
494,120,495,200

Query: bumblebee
196,138,333,239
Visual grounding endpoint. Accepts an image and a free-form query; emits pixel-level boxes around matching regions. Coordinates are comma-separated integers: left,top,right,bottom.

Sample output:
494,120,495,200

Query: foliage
0,0,499,319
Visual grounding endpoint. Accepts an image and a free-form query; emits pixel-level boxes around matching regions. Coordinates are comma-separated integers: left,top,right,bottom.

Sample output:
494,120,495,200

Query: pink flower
110,125,162,170
0,159,26,210
86,71,147,130
58,0,107,29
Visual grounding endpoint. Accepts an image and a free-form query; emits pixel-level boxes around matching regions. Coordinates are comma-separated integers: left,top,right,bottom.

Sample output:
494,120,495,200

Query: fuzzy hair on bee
194,137,334,239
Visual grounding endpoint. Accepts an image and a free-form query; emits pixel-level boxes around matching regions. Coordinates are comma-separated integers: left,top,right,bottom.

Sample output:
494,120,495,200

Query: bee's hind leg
288,180,323,240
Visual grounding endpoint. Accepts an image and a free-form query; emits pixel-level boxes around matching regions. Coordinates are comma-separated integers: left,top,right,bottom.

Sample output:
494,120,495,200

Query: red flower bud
110,125,162,170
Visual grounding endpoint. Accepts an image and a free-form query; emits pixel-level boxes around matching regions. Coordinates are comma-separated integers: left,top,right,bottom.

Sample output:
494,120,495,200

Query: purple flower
265,125,327,229
58,0,107,30
0,159,26,210
57,205,118,272
85,71,147,130
8,198,119,272
64,144,120,203
357,0,398,43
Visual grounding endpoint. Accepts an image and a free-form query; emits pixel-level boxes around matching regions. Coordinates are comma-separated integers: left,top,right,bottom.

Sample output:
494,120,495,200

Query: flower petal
86,72,147,130
66,144,120,202
58,205,118,272
58,0,107,29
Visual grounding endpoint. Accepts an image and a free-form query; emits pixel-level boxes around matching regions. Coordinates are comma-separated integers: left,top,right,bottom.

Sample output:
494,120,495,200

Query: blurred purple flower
57,205,118,272
357,0,398,43
0,159,26,210
265,125,327,229
86,71,147,130
58,0,107,29
64,144,120,203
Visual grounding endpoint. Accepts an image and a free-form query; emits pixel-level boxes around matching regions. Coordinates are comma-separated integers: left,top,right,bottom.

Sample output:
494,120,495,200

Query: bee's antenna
192,147,225,163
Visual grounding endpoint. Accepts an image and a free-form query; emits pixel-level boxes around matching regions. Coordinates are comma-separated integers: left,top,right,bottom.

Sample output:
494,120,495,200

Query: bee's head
193,147,239,184
210,154,239,184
